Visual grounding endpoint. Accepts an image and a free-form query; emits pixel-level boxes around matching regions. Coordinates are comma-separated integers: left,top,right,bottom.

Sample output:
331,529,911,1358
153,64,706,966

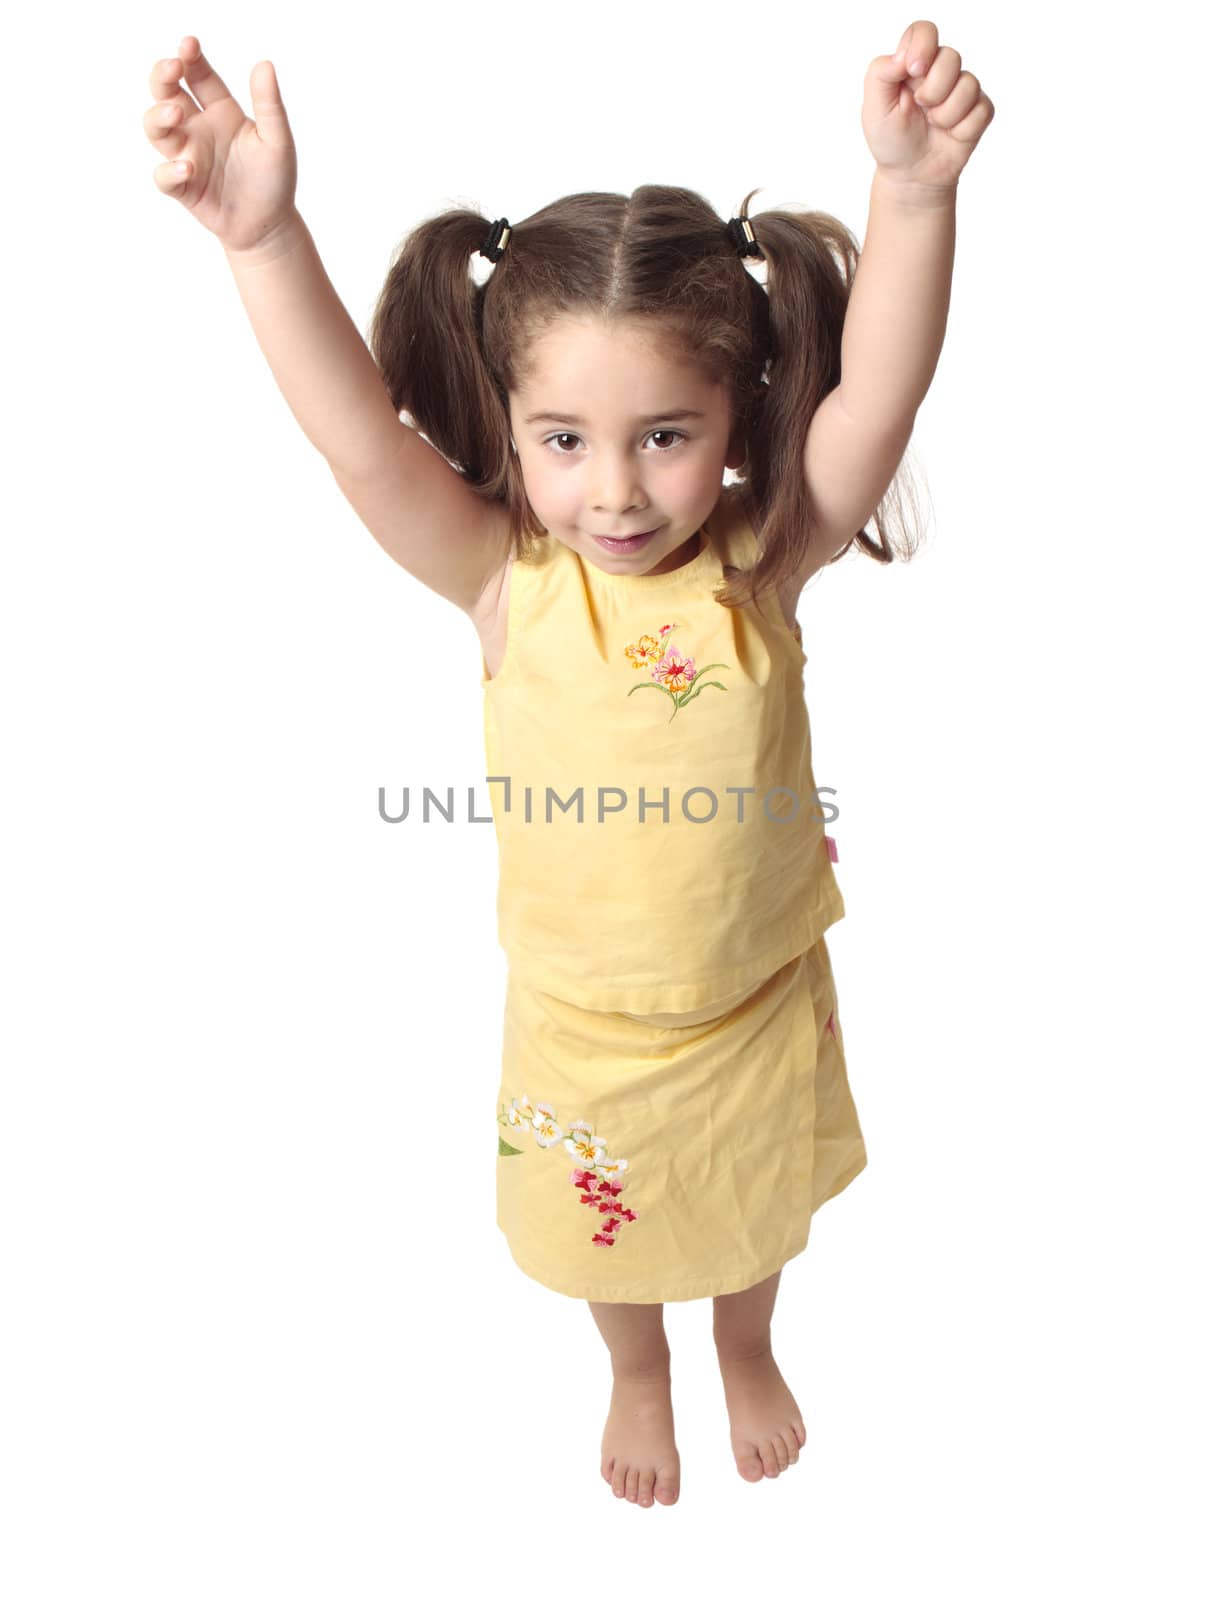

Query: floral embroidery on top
498,1092,639,1249
623,622,730,722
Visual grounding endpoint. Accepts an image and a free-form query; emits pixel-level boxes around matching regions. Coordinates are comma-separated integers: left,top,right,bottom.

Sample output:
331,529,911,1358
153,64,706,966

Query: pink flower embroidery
623,621,730,722
498,1094,639,1249
651,644,696,693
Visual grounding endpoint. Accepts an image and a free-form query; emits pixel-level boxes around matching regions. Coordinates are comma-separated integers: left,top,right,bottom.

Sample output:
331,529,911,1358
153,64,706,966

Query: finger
893,19,940,76
175,34,237,113
868,49,915,88
921,70,982,130
247,59,293,151
865,49,921,119
152,157,194,198
912,45,964,107
945,92,996,147
149,54,202,116
142,98,188,152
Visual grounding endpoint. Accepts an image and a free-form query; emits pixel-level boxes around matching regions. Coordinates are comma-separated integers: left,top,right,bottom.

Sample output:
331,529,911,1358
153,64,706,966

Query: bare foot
600,1368,681,1507
716,1348,807,1481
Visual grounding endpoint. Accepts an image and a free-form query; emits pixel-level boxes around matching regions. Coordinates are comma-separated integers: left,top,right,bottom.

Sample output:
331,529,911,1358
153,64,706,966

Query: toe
654,1463,680,1504
772,1434,790,1470
782,1429,800,1465
626,1466,640,1502
758,1440,781,1477
791,1418,807,1449
735,1441,765,1482
637,1468,656,1507
612,1462,627,1498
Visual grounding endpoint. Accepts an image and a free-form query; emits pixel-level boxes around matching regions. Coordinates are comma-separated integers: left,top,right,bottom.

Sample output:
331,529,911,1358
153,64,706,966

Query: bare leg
712,1268,807,1481
588,1300,680,1507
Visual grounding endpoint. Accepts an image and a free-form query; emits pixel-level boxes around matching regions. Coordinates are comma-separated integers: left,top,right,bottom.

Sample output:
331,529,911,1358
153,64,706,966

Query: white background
3,0,1206,1593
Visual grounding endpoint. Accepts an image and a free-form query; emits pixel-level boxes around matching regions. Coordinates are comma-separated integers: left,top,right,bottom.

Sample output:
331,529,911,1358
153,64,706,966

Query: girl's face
508,315,746,577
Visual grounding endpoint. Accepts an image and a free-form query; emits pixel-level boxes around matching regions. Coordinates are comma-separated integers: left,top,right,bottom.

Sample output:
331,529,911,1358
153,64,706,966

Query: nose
590,449,647,516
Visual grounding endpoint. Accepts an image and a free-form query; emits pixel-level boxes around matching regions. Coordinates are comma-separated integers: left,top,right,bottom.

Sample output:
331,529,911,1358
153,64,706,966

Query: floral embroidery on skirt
498,1093,640,1249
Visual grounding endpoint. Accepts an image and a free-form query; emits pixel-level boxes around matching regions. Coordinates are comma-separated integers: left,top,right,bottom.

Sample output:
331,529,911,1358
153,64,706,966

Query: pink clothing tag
825,834,838,863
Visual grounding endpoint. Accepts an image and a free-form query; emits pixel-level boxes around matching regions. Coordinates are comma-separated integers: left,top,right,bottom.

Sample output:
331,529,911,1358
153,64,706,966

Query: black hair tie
479,217,511,262
727,216,763,259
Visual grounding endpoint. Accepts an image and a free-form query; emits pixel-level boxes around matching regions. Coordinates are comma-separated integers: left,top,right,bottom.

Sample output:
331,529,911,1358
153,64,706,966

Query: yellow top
480,482,845,1014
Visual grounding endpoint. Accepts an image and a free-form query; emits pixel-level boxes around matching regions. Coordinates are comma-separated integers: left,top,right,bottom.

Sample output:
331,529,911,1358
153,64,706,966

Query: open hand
143,35,299,252
862,20,994,194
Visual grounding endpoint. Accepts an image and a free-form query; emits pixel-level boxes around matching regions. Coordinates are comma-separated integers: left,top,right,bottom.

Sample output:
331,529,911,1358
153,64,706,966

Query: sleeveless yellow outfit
481,483,867,1302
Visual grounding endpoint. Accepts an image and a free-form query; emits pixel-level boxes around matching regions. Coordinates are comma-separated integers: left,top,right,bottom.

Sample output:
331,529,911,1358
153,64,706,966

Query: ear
724,422,747,472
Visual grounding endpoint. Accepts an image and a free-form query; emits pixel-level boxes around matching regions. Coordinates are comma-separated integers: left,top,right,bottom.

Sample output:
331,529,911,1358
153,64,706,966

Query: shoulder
474,530,557,620
472,532,561,681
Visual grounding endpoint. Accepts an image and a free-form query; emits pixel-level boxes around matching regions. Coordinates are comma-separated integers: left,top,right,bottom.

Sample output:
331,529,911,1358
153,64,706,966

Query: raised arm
222,211,403,477
798,23,993,578
223,213,510,613
145,35,508,616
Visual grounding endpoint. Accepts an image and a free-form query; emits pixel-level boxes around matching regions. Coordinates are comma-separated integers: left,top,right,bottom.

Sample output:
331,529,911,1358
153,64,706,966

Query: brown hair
367,184,923,618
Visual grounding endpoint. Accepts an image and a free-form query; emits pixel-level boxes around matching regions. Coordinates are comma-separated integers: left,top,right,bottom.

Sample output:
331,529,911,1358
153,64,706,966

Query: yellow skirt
495,937,867,1303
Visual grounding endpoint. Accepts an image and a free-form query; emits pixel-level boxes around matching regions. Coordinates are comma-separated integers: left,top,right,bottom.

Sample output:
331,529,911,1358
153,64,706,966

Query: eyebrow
522,408,709,427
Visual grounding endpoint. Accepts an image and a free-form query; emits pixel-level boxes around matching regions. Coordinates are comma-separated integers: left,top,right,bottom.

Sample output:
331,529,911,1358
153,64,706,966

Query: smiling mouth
592,528,661,552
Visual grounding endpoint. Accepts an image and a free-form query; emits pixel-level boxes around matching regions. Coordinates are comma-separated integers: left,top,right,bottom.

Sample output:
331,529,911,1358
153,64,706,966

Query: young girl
143,24,992,1509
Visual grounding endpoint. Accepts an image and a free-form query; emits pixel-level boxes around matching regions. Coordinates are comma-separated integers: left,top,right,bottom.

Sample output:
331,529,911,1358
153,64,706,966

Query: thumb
866,48,920,117
249,59,293,148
